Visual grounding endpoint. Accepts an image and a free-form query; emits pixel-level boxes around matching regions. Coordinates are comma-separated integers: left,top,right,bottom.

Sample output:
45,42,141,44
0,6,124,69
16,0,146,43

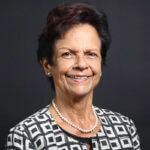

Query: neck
54,91,94,121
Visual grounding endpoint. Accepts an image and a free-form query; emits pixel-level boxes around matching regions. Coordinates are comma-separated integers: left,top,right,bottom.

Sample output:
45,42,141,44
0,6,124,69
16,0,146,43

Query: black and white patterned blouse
6,105,141,150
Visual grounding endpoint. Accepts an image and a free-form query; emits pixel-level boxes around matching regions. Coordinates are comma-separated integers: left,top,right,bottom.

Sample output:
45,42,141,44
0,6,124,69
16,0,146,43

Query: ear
40,58,52,76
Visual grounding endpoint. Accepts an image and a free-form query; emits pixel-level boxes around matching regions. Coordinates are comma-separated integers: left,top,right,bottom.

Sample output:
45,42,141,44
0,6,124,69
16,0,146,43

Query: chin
70,87,93,97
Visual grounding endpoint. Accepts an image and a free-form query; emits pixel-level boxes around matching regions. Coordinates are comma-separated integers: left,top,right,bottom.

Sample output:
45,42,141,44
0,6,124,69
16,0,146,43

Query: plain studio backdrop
0,0,149,149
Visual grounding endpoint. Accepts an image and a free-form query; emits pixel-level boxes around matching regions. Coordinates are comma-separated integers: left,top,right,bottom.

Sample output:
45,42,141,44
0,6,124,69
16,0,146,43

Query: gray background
0,0,150,149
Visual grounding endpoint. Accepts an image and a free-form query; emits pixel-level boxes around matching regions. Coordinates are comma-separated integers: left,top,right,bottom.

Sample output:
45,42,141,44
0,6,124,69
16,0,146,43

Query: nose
74,54,88,71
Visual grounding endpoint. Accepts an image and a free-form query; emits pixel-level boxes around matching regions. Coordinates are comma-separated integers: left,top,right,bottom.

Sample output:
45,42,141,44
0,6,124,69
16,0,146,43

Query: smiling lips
65,74,92,82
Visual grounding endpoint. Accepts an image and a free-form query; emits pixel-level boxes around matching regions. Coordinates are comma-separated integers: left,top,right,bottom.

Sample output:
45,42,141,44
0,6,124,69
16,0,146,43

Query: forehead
54,23,101,51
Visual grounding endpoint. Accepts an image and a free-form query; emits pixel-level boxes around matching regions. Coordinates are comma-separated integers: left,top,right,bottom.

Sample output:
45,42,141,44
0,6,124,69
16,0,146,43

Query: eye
87,52,97,58
89,53,96,56
61,52,72,58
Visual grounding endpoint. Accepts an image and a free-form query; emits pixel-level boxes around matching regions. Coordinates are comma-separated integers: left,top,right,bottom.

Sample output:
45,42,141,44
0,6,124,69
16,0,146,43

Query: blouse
6,105,141,150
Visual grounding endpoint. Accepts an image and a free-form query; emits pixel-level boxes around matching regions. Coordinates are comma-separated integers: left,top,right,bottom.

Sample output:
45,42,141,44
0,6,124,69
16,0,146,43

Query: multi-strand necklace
52,100,98,133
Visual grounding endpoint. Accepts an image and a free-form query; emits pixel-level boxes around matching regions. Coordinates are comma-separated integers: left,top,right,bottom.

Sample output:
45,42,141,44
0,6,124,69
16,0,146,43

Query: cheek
55,60,74,76
90,60,101,75
93,66,101,76
92,63,101,87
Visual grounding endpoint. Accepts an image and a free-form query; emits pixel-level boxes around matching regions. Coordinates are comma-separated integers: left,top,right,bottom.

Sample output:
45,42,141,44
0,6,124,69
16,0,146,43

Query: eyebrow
57,47,99,52
57,47,72,51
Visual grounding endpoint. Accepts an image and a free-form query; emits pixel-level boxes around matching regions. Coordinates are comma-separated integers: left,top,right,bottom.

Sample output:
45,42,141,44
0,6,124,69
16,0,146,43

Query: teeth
66,75,88,79
73,76,88,79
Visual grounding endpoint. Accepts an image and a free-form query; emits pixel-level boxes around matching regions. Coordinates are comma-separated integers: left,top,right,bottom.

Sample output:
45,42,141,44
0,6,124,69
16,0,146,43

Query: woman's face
49,24,102,97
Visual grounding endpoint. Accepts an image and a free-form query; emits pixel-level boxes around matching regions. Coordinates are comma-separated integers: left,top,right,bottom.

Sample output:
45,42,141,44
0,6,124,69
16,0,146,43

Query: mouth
65,74,92,82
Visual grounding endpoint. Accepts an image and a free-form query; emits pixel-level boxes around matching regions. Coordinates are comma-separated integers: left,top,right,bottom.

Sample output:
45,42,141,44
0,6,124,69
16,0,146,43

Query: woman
6,3,141,150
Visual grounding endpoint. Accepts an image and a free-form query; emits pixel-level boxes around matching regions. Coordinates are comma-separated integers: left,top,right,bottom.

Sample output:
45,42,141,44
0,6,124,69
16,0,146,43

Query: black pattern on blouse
6,105,141,150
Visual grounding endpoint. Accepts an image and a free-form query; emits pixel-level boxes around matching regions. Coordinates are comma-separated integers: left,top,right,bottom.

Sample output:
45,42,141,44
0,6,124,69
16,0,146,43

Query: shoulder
93,106,139,137
94,106,141,149
94,105,133,126
6,105,53,149
10,105,51,131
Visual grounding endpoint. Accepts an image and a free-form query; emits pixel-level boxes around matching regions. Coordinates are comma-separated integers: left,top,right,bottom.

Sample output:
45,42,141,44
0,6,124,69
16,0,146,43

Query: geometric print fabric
6,105,141,150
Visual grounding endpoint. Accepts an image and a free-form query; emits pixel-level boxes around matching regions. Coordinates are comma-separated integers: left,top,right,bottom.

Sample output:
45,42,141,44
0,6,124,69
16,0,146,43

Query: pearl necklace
52,100,98,133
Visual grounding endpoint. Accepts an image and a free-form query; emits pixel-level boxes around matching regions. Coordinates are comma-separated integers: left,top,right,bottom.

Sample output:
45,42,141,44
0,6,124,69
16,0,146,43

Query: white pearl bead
52,100,98,133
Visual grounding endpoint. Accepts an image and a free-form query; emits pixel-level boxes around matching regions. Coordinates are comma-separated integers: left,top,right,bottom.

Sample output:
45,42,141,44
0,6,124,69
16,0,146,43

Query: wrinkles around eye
62,52,71,56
